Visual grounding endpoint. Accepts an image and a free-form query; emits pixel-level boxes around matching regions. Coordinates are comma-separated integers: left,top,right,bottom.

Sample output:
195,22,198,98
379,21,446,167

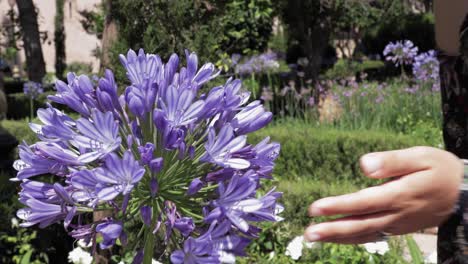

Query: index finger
308,181,401,217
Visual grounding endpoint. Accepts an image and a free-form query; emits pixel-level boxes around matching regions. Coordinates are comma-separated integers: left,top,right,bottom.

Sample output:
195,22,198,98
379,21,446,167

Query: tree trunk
303,24,330,82
16,0,46,83
0,71,6,120
55,0,66,80
100,0,118,71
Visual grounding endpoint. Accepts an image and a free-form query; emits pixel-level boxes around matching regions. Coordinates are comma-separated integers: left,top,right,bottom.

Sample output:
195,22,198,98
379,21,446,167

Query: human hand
304,147,463,243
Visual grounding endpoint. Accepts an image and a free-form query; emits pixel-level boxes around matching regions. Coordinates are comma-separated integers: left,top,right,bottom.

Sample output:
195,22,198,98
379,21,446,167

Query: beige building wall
0,0,101,75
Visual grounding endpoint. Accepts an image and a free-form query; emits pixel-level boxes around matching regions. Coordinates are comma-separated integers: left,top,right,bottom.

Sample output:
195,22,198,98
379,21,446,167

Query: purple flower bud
149,157,163,174
150,177,158,197
187,178,204,196
127,135,134,148
188,146,195,159
120,231,128,247
140,206,152,227
132,250,144,264
138,143,155,165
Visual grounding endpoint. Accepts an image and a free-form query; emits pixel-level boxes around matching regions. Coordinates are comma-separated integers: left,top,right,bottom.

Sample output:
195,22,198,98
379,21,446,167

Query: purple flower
200,125,250,169
96,70,122,114
231,101,272,135
205,171,281,233
16,197,75,228
383,40,418,66
48,73,97,117
94,151,145,201
413,50,440,91
14,49,281,262
170,237,219,264
73,110,122,163
174,217,195,237
31,104,76,141
235,52,279,75
140,206,152,227
187,178,204,196
119,49,163,87
250,137,281,177
96,220,123,249
69,170,100,207
12,143,72,180
23,81,43,99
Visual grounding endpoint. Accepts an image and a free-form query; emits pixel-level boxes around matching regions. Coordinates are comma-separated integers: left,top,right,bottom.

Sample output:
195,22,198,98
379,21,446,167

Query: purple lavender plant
12,49,282,264
412,50,440,91
383,40,418,67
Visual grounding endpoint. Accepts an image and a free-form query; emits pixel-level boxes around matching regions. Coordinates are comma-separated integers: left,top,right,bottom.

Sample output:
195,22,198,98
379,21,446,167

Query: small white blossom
285,236,316,260
363,241,389,255
77,239,92,248
268,251,275,260
11,217,19,228
68,247,93,264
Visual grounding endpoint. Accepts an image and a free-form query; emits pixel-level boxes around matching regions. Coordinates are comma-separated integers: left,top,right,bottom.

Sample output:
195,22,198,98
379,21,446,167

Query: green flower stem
29,97,34,121
143,201,161,264
143,225,155,264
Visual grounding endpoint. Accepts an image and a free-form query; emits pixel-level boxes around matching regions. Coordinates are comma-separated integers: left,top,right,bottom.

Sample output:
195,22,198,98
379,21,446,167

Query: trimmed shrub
6,92,49,120
251,120,428,183
1,119,37,144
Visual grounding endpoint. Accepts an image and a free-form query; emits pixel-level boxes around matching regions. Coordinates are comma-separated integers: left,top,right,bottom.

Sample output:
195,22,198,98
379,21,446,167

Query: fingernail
305,226,322,242
308,206,323,217
361,154,382,175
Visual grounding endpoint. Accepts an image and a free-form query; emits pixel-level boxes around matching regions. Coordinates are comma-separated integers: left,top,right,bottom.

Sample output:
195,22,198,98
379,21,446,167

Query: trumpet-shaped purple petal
73,110,121,163
48,73,98,117
170,237,220,264
119,49,163,87
200,125,250,169
231,101,272,135
94,152,145,201
96,220,123,249
17,198,74,228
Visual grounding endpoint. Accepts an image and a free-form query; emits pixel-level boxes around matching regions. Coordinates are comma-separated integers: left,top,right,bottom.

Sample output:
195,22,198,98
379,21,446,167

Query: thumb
360,147,433,179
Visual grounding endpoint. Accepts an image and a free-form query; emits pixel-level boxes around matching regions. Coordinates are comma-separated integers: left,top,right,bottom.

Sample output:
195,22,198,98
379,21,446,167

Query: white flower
285,236,316,260
363,241,389,255
11,217,19,228
68,247,93,264
77,239,92,248
425,251,437,264
268,251,275,260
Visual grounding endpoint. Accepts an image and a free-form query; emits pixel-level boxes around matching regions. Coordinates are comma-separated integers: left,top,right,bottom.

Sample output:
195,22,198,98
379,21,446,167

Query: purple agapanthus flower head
23,81,43,99
235,52,280,75
13,48,281,263
413,50,440,91
383,40,418,66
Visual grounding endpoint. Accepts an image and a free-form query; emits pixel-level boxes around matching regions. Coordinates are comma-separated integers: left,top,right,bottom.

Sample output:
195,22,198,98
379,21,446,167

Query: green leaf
405,235,424,264
20,249,33,264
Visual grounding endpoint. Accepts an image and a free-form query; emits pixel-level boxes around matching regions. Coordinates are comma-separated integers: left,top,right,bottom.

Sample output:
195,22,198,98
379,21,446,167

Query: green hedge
6,92,49,120
2,119,430,182
250,120,428,184
1,119,37,144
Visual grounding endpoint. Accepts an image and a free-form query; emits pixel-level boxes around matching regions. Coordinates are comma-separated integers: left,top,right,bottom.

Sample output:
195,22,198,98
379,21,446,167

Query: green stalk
29,97,34,121
143,226,155,264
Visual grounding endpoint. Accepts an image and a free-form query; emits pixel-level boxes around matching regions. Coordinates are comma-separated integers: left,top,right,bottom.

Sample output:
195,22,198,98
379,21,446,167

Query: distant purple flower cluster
233,52,280,75
383,40,418,66
412,50,440,91
13,49,282,263
23,81,43,99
